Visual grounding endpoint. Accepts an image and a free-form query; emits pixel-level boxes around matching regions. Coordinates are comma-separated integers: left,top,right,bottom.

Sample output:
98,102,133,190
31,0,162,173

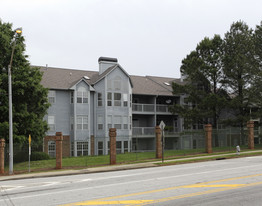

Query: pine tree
223,21,260,127
170,35,227,129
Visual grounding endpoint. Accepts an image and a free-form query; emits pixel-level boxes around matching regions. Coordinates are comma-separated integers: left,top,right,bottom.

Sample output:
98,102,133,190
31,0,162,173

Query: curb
1,150,261,181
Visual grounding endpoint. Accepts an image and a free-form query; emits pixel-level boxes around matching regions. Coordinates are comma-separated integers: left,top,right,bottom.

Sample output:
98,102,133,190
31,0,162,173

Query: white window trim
48,116,55,132
77,87,88,104
48,90,56,104
77,115,88,130
97,92,103,107
97,115,104,130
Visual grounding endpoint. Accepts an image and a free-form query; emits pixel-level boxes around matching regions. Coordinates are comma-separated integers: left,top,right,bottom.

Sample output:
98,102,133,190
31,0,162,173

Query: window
97,93,103,106
77,87,88,103
130,116,132,130
70,91,74,104
114,116,121,129
77,141,88,156
114,93,121,106
123,94,128,107
123,116,128,130
48,116,55,131
97,115,103,130
98,141,103,155
71,142,75,157
77,115,88,130
116,141,122,154
114,76,121,91
124,141,128,153
132,138,137,151
108,115,112,129
107,141,110,154
130,94,132,107
48,141,56,158
48,90,55,104
107,92,112,106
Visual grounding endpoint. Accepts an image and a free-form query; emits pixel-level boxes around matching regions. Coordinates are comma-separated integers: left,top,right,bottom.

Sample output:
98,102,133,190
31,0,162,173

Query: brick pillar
55,132,63,169
155,126,162,159
247,121,254,149
91,135,95,156
109,128,116,165
0,139,5,175
205,124,212,154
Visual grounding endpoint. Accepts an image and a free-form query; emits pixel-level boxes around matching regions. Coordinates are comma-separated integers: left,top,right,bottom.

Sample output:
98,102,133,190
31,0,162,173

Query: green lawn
3,145,262,175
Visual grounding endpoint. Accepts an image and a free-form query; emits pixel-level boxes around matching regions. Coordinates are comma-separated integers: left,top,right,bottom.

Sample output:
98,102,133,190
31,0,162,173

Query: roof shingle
39,65,181,96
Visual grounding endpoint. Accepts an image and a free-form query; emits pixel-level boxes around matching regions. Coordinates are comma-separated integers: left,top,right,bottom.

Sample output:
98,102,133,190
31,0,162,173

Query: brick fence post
0,139,5,175
205,124,212,154
109,128,116,165
155,126,162,159
55,132,63,169
247,121,254,149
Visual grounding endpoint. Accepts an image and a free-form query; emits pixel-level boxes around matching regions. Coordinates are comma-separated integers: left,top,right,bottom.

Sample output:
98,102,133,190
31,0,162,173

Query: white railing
132,127,155,135
132,103,154,112
132,127,180,136
132,103,170,113
156,105,169,113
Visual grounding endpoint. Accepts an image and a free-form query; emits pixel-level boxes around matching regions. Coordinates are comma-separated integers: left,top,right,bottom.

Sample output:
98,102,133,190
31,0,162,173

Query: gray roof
39,66,181,96
130,75,179,96
39,66,98,89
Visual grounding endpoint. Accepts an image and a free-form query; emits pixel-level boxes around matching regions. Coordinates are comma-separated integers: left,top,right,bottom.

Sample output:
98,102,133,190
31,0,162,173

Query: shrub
14,151,28,163
14,151,50,163
31,152,50,161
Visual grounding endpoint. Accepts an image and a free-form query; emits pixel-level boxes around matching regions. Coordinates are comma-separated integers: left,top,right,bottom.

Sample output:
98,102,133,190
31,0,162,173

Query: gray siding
46,90,71,136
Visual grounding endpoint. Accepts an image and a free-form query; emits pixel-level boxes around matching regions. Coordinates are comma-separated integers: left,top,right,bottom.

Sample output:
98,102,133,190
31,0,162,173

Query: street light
8,27,22,175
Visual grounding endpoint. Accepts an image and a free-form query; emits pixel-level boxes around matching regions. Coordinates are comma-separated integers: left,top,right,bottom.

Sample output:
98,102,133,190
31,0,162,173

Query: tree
170,35,227,129
223,21,261,128
252,21,262,115
0,20,49,147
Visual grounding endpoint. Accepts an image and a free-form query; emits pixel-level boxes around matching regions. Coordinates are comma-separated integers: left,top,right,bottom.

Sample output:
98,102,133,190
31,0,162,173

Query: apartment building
41,57,183,157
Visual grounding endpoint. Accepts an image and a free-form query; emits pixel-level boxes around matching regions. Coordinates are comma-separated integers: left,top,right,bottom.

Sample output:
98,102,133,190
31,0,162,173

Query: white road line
0,162,261,202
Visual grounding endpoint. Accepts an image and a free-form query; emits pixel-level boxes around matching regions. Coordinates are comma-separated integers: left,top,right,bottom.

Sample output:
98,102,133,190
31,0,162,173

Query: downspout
89,90,92,156
93,91,96,155
105,77,108,155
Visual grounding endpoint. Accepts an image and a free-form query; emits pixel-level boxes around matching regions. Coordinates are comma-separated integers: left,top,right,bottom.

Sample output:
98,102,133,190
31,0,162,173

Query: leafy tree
0,20,49,147
170,35,227,129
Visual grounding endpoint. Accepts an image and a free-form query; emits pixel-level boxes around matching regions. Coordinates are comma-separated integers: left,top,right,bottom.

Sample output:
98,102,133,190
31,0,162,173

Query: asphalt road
1,156,262,206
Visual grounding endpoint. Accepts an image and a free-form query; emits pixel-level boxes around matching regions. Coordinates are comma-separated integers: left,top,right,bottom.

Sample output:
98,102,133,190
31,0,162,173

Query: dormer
98,57,118,75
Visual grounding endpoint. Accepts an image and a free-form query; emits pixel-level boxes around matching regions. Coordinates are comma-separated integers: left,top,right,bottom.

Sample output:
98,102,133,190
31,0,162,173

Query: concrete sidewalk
0,150,261,181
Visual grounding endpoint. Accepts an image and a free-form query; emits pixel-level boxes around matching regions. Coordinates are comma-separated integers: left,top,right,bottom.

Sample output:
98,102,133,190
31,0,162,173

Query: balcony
132,103,171,114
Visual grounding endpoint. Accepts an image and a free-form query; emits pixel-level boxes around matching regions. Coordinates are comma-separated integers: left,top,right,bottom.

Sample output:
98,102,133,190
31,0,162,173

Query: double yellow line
61,173,262,206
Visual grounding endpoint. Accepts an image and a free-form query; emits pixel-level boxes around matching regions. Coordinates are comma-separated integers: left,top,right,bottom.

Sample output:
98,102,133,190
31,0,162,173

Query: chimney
98,57,118,74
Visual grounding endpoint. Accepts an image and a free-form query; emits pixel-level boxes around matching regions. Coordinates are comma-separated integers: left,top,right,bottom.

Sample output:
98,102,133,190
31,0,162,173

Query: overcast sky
1,0,262,78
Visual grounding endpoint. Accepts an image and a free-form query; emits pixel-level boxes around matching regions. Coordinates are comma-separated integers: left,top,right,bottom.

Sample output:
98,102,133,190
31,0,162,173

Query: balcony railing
132,127,180,136
132,127,155,136
132,103,170,113
156,105,169,113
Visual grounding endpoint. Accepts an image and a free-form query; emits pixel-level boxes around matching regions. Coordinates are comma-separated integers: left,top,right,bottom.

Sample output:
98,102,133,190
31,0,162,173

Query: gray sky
1,0,262,78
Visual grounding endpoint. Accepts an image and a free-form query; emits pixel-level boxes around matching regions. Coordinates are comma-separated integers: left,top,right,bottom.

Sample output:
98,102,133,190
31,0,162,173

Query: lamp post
8,27,22,175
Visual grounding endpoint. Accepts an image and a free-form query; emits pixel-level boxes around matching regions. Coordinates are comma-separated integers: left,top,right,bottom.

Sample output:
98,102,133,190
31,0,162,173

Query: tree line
170,20,262,131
